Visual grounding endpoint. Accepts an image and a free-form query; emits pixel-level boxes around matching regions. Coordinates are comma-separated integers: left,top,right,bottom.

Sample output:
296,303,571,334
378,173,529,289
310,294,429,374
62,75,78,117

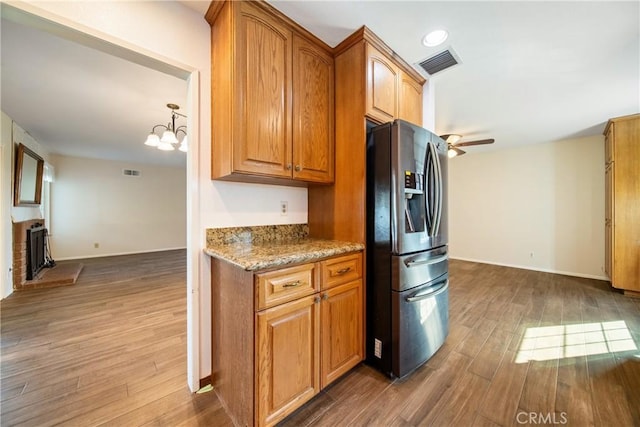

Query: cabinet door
292,36,335,183
398,70,424,126
256,294,320,426
366,44,399,124
235,3,293,178
320,279,363,388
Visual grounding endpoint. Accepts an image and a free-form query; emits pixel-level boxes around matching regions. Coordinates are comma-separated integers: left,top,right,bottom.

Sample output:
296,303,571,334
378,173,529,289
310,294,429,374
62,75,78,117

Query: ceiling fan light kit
144,103,187,152
440,133,495,158
440,134,462,144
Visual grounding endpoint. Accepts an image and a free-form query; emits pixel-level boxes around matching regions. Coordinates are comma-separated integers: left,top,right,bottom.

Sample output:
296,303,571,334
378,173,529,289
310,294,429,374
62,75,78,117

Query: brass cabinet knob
286,164,292,170
295,165,301,172
322,293,329,301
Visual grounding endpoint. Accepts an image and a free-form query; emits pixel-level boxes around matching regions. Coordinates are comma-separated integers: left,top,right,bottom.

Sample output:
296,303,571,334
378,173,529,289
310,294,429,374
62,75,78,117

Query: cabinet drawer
321,252,362,290
256,263,318,310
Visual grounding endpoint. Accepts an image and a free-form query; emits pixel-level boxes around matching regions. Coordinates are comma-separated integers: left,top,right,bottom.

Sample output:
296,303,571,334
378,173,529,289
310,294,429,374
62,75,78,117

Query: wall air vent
417,47,461,76
123,169,141,177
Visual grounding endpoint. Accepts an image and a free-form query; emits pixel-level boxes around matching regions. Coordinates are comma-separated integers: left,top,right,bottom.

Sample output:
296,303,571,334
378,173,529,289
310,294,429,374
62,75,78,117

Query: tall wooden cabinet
604,114,640,296
308,26,426,244
207,0,334,185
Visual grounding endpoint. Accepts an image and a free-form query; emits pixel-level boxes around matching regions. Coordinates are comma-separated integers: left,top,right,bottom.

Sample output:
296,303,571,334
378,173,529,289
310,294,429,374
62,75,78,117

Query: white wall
448,134,606,279
9,0,308,385
49,155,186,260
1,111,50,299
1,111,14,298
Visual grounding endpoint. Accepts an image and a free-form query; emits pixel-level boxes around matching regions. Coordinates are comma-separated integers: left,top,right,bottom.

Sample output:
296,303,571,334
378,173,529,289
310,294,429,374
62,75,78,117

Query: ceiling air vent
417,47,461,76
123,169,141,177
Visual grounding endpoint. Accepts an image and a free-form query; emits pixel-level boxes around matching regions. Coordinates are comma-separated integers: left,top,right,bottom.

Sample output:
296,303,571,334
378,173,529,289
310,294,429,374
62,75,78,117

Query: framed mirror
14,143,44,206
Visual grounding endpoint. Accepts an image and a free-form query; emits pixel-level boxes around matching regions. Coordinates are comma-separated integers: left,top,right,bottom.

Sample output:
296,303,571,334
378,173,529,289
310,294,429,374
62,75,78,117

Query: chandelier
144,103,187,152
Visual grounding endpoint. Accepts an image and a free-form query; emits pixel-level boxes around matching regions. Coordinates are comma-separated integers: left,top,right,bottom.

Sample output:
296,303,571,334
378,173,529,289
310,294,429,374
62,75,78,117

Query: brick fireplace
12,219,83,291
12,219,45,290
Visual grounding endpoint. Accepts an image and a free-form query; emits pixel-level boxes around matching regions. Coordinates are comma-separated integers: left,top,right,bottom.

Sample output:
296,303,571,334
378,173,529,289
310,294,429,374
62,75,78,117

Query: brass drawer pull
282,280,302,288
336,267,351,275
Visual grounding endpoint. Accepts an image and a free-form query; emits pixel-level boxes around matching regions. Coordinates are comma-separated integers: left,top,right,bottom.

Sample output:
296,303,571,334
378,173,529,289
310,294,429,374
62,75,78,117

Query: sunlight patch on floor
516,320,638,363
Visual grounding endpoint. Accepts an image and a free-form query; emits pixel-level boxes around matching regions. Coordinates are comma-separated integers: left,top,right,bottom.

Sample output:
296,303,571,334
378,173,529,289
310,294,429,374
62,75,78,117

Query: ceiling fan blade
455,138,495,147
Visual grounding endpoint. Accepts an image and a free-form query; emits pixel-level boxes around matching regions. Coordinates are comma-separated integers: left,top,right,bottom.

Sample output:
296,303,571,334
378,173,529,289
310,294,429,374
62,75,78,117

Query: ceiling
266,0,639,152
1,1,638,167
1,11,188,168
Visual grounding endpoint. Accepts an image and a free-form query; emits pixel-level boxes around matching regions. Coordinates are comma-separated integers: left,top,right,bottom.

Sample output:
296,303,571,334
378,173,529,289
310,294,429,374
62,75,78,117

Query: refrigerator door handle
405,280,449,302
432,142,443,237
425,145,433,235
405,254,449,267
427,141,441,237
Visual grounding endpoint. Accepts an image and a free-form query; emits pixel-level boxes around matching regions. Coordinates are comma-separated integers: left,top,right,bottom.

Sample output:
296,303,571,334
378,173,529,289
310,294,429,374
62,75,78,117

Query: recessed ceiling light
422,29,448,47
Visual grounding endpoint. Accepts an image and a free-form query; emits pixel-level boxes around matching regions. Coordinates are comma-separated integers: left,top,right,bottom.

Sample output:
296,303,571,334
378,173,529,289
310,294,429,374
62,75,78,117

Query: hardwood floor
1,250,230,426
2,255,639,426
280,260,640,427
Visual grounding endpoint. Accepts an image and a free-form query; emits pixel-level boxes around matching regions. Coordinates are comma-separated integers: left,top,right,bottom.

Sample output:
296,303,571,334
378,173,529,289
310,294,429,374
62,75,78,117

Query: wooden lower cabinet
256,295,320,426
320,279,363,388
211,252,363,427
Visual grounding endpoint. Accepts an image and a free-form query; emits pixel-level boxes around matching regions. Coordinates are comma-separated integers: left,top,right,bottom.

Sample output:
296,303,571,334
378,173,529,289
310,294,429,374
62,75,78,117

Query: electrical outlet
94,243,100,249
280,201,288,216
374,338,382,358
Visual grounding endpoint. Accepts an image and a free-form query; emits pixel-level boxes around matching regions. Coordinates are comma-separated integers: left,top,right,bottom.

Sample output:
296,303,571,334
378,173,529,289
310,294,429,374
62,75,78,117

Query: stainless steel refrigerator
366,119,449,378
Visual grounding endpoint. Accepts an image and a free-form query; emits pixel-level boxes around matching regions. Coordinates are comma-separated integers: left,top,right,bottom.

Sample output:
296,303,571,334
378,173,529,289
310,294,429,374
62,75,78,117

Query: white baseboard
449,256,609,282
54,247,187,261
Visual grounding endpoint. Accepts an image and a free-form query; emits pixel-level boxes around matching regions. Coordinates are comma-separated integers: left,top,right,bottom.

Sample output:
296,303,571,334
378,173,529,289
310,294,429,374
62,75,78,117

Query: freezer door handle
405,254,448,267
405,280,449,302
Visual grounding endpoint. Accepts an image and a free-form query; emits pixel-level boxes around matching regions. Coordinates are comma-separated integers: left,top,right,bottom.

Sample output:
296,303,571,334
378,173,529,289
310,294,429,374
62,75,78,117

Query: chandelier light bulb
144,133,160,147
158,141,175,151
161,129,179,145
179,135,188,153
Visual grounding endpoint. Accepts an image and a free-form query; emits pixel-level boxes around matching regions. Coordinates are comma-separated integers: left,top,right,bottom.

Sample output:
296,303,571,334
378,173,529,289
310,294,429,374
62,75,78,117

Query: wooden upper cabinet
292,36,335,183
365,43,424,126
398,70,424,126
235,3,292,178
208,0,334,185
366,44,399,124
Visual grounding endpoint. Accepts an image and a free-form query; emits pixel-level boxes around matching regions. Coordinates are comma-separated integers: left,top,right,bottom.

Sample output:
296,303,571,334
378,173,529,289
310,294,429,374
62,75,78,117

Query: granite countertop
203,224,364,271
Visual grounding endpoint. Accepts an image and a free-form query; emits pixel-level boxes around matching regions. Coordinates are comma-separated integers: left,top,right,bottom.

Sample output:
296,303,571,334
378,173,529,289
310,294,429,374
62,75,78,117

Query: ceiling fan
440,134,495,158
